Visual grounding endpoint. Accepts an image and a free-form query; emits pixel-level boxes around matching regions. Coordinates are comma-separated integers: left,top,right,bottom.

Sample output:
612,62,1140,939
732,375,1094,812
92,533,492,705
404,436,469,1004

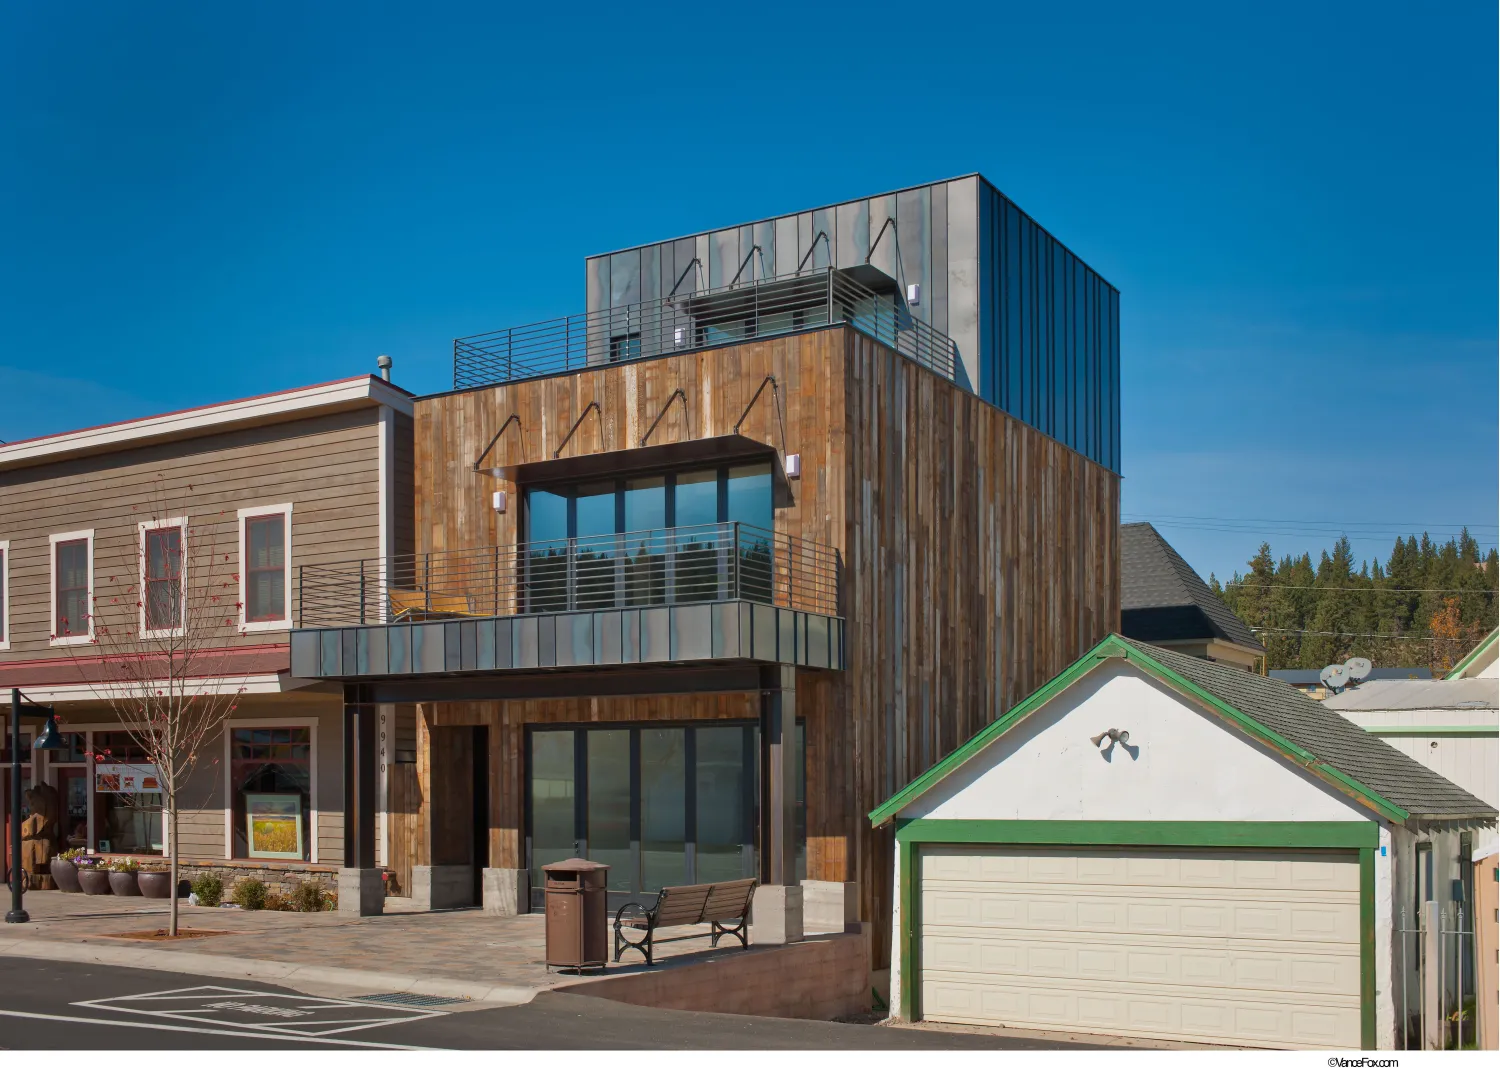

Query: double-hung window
238,504,292,631
0,540,9,651
50,529,94,644
141,520,186,637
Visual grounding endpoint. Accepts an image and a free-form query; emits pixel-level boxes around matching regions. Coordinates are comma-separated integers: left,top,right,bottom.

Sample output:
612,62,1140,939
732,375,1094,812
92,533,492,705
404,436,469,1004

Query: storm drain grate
357,992,472,1008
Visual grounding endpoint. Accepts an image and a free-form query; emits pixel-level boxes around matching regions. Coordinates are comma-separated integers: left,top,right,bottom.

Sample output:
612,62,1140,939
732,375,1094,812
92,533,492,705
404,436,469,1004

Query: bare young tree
60,479,247,936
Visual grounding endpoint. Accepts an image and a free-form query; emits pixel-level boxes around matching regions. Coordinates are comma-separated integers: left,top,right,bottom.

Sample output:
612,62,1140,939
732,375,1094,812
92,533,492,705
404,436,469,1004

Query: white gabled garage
870,636,1498,1050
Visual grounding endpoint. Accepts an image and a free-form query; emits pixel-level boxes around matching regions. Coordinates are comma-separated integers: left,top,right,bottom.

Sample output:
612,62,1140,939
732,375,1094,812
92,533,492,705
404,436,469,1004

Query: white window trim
237,503,293,634
139,516,189,640
49,528,95,646
222,716,319,863
0,539,10,651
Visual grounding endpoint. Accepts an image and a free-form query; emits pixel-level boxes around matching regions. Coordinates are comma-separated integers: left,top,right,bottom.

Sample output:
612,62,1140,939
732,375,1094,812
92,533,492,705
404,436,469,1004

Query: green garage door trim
895,820,1377,1050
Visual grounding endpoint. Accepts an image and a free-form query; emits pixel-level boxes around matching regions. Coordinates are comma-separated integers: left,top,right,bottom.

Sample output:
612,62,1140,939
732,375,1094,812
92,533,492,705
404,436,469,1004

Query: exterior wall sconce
906,283,921,306
674,327,687,348
492,490,508,514
1090,727,1130,751
784,453,801,479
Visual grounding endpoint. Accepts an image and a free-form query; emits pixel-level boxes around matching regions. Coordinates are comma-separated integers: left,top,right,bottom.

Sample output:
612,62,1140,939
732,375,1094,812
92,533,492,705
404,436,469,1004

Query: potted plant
76,855,112,895
137,865,174,899
107,857,143,897
50,848,85,893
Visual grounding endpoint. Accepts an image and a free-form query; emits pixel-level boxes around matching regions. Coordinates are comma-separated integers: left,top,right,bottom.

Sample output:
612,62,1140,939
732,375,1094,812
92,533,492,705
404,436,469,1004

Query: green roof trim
1445,627,1498,680
869,633,1414,828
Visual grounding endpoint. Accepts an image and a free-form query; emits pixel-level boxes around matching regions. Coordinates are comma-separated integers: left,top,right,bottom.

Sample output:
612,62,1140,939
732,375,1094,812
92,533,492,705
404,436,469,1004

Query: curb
0,937,539,1006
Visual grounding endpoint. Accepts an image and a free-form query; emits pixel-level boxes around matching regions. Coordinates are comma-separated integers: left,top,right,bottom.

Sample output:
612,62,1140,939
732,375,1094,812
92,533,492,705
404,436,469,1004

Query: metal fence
452,267,958,390
1395,902,1478,1050
296,522,841,627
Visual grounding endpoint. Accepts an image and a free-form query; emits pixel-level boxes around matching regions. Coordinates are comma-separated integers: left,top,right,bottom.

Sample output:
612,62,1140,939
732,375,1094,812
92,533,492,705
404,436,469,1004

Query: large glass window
91,732,161,856
230,726,311,860
526,722,771,909
522,464,775,612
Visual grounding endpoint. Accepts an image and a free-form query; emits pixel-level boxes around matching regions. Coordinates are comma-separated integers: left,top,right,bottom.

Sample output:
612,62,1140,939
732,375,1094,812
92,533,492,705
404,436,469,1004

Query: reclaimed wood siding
412,325,1120,963
842,329,1120,962
0,409,385,659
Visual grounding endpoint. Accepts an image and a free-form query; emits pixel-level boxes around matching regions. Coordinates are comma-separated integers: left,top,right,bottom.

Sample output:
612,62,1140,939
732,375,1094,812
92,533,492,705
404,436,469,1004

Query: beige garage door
918,845,1361,1048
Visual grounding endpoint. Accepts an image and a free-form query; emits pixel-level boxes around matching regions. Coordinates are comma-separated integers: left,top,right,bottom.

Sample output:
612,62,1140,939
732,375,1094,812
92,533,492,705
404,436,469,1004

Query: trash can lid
541,857,611,873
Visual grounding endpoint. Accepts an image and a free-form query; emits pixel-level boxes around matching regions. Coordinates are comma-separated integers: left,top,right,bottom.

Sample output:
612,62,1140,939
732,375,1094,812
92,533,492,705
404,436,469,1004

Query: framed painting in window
244,792,303,859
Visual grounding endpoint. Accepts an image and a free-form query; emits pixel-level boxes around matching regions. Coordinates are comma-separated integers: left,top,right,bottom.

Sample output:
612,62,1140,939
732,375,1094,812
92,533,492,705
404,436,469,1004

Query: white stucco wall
905,661,1377,823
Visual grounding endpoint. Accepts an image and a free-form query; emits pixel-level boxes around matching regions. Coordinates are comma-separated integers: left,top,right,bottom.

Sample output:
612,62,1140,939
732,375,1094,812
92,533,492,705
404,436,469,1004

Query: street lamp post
8,688,66,924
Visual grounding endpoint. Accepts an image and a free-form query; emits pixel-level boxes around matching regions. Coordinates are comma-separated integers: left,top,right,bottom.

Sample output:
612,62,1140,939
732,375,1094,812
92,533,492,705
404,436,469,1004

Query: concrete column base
801,879,860,934
411,865,475,909
751,883,804,945
338,867,384,916
482,868,530,916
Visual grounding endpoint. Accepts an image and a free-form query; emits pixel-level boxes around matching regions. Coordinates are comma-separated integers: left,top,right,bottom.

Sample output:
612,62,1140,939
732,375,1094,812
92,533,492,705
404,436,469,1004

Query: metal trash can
542,858,610,971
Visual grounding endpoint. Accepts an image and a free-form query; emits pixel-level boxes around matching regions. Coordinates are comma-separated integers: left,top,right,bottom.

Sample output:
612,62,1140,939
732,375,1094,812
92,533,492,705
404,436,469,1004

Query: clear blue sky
3,2,1495,581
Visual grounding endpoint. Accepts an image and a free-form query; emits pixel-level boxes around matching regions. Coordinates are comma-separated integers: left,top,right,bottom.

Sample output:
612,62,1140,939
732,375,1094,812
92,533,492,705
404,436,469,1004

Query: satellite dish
1320,664,1350,692
1345,657,1373,684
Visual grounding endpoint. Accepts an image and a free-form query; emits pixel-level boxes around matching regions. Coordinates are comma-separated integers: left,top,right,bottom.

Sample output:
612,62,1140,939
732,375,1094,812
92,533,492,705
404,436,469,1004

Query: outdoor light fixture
784,453,801,479
1090,728,1130,751
907,283,921,306
8,690,65,925
492,490,508,514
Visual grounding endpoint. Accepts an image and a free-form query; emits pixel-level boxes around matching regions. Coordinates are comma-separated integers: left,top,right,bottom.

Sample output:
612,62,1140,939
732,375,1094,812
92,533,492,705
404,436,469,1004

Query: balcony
291,523,844,681
452,266,959,391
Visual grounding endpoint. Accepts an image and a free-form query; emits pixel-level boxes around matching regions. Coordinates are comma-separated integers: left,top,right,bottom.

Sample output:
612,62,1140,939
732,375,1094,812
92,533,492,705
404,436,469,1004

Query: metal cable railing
452,267,957,390
295,522,841,628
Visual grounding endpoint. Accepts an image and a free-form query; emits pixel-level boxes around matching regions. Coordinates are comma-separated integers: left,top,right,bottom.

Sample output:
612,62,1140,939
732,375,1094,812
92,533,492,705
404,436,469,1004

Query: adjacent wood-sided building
0,374,412,892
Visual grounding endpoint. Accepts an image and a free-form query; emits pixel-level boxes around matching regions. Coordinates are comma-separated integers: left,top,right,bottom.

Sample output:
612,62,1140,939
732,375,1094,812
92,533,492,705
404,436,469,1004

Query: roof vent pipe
376,354,393,382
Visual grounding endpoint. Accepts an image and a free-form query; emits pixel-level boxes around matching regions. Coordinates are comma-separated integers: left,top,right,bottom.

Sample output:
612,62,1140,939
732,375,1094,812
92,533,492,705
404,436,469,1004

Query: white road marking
0,1008,440,1049
73,985,446,1037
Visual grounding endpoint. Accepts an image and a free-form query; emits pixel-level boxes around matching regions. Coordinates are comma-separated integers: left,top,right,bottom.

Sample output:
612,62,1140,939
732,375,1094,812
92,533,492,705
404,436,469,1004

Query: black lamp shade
32,712,66,751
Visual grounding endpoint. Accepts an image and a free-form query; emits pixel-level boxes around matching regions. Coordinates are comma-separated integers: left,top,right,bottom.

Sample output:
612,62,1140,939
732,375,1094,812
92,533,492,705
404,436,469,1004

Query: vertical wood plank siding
411,325,1119,962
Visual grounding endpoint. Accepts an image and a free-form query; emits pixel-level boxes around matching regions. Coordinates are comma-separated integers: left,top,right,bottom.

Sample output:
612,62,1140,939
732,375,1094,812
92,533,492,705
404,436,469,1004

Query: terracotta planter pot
50,858,81,893
108,870,142,896
78,869,112,895
137,872,173,899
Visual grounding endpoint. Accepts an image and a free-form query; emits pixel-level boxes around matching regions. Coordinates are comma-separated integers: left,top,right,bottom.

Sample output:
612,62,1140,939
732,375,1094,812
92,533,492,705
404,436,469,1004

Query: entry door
526,723,758,911
917,845,1362,1048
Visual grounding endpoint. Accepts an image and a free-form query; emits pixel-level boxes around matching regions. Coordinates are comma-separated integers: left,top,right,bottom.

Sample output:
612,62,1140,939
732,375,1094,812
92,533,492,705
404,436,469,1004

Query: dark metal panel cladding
514,616,538,669
290,630,320,678
495,617,513,669
834,198,868,268
536,614,556,667
674,603,712,661
417,623,446,674
389,624,411,674
896,186,929,326
641,606,669,661
598,610,621,664
476,619,496,671
931,181,948,336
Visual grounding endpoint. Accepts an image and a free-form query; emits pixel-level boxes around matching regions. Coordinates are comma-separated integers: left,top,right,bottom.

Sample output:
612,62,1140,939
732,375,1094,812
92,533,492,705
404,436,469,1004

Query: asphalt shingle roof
1121,522,1263,652
1123,637,1496,822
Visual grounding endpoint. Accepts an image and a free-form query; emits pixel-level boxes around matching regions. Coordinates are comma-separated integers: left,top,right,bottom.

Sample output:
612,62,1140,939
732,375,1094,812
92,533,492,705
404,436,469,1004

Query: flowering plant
73,855,103,868
108,857,141,873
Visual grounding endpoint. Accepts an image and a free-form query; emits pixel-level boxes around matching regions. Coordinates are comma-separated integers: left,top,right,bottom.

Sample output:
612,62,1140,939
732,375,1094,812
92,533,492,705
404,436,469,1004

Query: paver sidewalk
0,890,745,1005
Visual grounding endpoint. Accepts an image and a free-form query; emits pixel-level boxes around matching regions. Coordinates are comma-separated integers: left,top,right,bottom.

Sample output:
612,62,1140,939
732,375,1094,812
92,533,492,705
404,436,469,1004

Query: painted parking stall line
73,985,447,1037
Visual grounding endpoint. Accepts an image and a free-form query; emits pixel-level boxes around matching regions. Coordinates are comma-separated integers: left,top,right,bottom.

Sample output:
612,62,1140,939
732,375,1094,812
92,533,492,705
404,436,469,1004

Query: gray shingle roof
1121,523,1263,652
1122,637,1496,822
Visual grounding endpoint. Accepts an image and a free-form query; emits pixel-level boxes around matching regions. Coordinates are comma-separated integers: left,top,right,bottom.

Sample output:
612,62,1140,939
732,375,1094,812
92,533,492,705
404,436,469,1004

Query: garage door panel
923,890,1360,944
922,934,1359,994
916,845,1362,1048
922,977,1362,1047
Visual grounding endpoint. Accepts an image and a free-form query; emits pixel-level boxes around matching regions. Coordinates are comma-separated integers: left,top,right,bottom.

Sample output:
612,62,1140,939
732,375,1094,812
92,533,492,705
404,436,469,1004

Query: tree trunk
168,794,179,937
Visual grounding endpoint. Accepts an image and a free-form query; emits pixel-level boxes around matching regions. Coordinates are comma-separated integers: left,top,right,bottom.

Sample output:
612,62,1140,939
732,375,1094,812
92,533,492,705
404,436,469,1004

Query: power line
1250,627,1448,641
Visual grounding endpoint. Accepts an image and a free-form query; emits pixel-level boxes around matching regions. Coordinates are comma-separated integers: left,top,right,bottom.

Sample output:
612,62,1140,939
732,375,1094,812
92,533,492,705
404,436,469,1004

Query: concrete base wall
411,865,474,909
482,868,528,916
556,933,869,1020
802,879,859,934
750,883,804,945
338,868,385,916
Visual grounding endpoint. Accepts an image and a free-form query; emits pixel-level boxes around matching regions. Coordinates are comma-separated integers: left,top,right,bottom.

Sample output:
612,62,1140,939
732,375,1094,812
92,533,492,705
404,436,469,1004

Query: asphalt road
0,958,1095,1050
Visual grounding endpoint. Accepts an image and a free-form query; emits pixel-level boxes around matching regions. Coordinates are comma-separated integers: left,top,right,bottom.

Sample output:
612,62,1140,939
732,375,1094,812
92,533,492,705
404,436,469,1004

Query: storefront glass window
91,731,161,855
230,726,311,860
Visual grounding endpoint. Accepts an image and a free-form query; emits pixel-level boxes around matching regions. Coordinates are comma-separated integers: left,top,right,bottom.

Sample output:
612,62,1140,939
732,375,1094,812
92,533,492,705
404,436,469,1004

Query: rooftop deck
452,266,960,391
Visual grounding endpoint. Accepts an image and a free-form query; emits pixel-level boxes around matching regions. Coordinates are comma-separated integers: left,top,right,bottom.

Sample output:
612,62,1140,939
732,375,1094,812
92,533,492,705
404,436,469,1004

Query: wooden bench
613,878,757,965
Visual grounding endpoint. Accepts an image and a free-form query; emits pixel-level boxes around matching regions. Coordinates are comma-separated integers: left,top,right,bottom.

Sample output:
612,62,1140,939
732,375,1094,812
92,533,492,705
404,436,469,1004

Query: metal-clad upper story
585,174,1121,474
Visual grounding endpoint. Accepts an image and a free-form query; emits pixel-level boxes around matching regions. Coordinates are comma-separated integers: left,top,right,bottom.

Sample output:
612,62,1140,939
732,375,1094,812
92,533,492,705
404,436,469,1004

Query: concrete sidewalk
0,890,753,1006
